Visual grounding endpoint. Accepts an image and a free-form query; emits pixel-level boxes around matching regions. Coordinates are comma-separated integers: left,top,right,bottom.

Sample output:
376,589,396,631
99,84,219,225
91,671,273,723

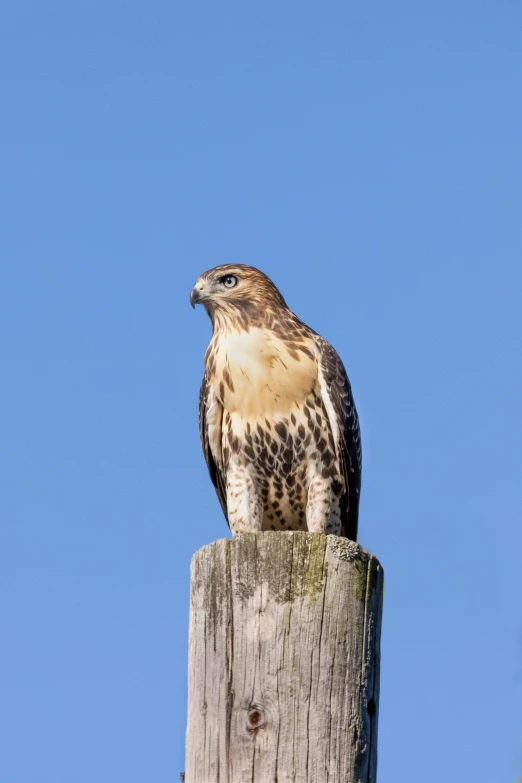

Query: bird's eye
221,274,238,289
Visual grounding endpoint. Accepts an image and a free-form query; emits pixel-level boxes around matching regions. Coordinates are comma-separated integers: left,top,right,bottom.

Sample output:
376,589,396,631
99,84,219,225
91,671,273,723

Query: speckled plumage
192,264,361,539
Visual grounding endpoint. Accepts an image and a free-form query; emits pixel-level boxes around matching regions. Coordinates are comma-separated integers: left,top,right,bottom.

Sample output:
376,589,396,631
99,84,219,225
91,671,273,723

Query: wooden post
184,531,383,783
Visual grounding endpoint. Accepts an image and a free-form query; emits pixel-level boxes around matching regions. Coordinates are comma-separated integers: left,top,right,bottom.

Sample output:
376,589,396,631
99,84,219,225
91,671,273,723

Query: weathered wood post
185,531,383,782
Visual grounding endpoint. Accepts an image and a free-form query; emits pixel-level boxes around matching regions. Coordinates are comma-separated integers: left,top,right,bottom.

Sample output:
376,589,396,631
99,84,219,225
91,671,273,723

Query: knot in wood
246,704,265,733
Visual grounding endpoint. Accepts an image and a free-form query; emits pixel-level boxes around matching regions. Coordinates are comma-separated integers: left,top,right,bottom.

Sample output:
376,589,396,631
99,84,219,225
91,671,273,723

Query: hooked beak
190,286,203,308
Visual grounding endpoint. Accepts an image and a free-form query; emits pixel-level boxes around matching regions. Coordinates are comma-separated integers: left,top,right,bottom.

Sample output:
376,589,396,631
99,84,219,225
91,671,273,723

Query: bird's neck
209,303,304,336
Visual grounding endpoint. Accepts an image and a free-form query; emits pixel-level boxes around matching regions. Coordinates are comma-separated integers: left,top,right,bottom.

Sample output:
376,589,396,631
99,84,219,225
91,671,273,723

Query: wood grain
185,532,383,782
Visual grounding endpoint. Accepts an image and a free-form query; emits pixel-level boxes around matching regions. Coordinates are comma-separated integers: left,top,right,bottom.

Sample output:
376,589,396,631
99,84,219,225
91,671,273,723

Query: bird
190,264,361,540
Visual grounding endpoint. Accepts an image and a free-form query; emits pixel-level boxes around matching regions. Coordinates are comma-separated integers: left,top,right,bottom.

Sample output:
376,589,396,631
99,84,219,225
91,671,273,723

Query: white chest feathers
211,327,318,416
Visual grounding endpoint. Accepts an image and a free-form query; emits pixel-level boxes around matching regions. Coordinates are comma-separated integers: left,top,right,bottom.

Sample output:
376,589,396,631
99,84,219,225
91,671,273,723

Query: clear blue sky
1,2,521,781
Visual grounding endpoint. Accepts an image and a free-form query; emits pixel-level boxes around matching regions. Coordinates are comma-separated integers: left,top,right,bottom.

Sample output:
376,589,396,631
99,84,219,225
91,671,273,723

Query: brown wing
316,338,362,541
199,373,228,523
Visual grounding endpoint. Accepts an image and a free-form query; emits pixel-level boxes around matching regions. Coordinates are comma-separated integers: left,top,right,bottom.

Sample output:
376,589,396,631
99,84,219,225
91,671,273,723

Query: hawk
190,264,361,539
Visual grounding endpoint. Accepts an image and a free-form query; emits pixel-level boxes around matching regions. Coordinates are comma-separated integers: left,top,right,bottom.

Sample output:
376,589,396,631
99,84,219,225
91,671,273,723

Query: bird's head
190,264,287,329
